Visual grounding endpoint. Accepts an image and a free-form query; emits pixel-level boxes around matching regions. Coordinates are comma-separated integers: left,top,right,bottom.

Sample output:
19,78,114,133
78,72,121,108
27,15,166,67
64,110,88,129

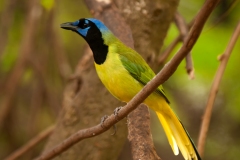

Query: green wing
119,50,170,104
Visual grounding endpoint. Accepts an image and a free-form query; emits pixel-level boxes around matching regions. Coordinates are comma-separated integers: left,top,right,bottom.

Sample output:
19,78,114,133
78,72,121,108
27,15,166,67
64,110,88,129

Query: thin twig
206,0,239,32
34,0,219,159
158,35,182,64
5,125,55,160
197,21,240,157
174,12,195,79
158,16,195,67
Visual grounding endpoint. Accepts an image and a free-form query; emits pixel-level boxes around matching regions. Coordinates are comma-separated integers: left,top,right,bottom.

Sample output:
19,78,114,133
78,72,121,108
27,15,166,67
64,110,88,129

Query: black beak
60,22,77,31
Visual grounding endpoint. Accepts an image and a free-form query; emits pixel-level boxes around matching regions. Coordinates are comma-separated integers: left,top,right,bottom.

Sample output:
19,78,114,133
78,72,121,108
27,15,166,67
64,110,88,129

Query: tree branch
127,104,161,160
5,125,55,160
174,12,195,79
197,21,240,157
158,16,195,68
34,0,219,159
158,35,182,64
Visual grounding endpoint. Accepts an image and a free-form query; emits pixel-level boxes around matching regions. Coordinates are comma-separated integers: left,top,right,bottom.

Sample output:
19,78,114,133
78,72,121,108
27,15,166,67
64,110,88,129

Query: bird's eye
78,19,90,29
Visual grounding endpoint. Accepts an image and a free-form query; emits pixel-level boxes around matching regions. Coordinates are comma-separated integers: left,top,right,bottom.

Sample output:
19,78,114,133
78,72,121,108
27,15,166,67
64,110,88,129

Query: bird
60,18,201,160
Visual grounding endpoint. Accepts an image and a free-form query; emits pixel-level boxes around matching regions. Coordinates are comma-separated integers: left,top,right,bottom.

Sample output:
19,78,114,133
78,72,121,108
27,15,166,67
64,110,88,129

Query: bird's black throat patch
82,22,108,65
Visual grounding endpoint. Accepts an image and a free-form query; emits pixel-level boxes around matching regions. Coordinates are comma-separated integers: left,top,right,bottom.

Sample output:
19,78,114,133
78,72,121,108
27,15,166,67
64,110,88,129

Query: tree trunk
115,0,179,159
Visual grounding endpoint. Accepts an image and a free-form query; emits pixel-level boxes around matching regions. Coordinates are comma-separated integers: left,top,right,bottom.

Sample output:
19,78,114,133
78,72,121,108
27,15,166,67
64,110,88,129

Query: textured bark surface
43,0,179,159
127,104,161,160
115,0,179,159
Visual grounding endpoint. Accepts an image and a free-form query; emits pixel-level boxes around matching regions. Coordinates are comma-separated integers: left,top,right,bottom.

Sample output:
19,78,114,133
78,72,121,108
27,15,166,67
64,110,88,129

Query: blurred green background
0,0,239,159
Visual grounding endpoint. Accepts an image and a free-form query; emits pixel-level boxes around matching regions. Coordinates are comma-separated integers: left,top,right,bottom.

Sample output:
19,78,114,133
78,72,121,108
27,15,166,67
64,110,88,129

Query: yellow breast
94,49,143,103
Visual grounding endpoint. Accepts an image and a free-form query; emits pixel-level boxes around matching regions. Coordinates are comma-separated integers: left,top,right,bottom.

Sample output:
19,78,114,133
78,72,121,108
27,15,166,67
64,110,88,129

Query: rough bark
127,104,161,160
115,0,179,159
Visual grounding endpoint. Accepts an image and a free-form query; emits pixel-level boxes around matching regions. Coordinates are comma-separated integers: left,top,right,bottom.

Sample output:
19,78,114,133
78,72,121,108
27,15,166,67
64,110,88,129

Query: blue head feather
87,18,109,33
69,18,109,37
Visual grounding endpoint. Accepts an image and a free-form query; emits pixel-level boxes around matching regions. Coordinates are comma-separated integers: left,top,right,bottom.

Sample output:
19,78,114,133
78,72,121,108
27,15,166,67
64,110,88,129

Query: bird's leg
111,107,122,135
100,115,109,128
100,115,118,135
111,124,117,136
113,106,122,121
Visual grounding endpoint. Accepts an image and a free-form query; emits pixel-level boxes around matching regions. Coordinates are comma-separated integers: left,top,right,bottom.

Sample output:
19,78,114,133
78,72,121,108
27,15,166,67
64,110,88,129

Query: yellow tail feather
155,102,200,160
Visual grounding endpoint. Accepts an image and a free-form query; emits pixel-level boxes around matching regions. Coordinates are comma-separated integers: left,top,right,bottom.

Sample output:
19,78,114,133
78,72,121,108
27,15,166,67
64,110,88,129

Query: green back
117,42,170,104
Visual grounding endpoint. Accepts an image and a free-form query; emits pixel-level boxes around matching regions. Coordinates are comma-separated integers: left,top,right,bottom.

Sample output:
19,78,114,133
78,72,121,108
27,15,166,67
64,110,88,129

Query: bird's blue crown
70,18,109,37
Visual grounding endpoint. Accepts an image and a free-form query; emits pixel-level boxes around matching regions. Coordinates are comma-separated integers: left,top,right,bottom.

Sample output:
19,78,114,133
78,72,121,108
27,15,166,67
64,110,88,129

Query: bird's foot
100,115,117,135
100,115,109,128
113,107,122,121
111,124,117,136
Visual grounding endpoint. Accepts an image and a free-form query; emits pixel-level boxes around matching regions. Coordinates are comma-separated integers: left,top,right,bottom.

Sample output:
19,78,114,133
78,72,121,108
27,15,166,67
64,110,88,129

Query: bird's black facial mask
60,18,109,65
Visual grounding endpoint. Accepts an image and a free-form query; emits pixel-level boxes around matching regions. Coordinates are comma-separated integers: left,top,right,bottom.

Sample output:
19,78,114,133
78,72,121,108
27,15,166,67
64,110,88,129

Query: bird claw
101,115,109,128
113,107,122,121
101,115,117,135
101,107,122,135
111,124,117,136
110,107,122,135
